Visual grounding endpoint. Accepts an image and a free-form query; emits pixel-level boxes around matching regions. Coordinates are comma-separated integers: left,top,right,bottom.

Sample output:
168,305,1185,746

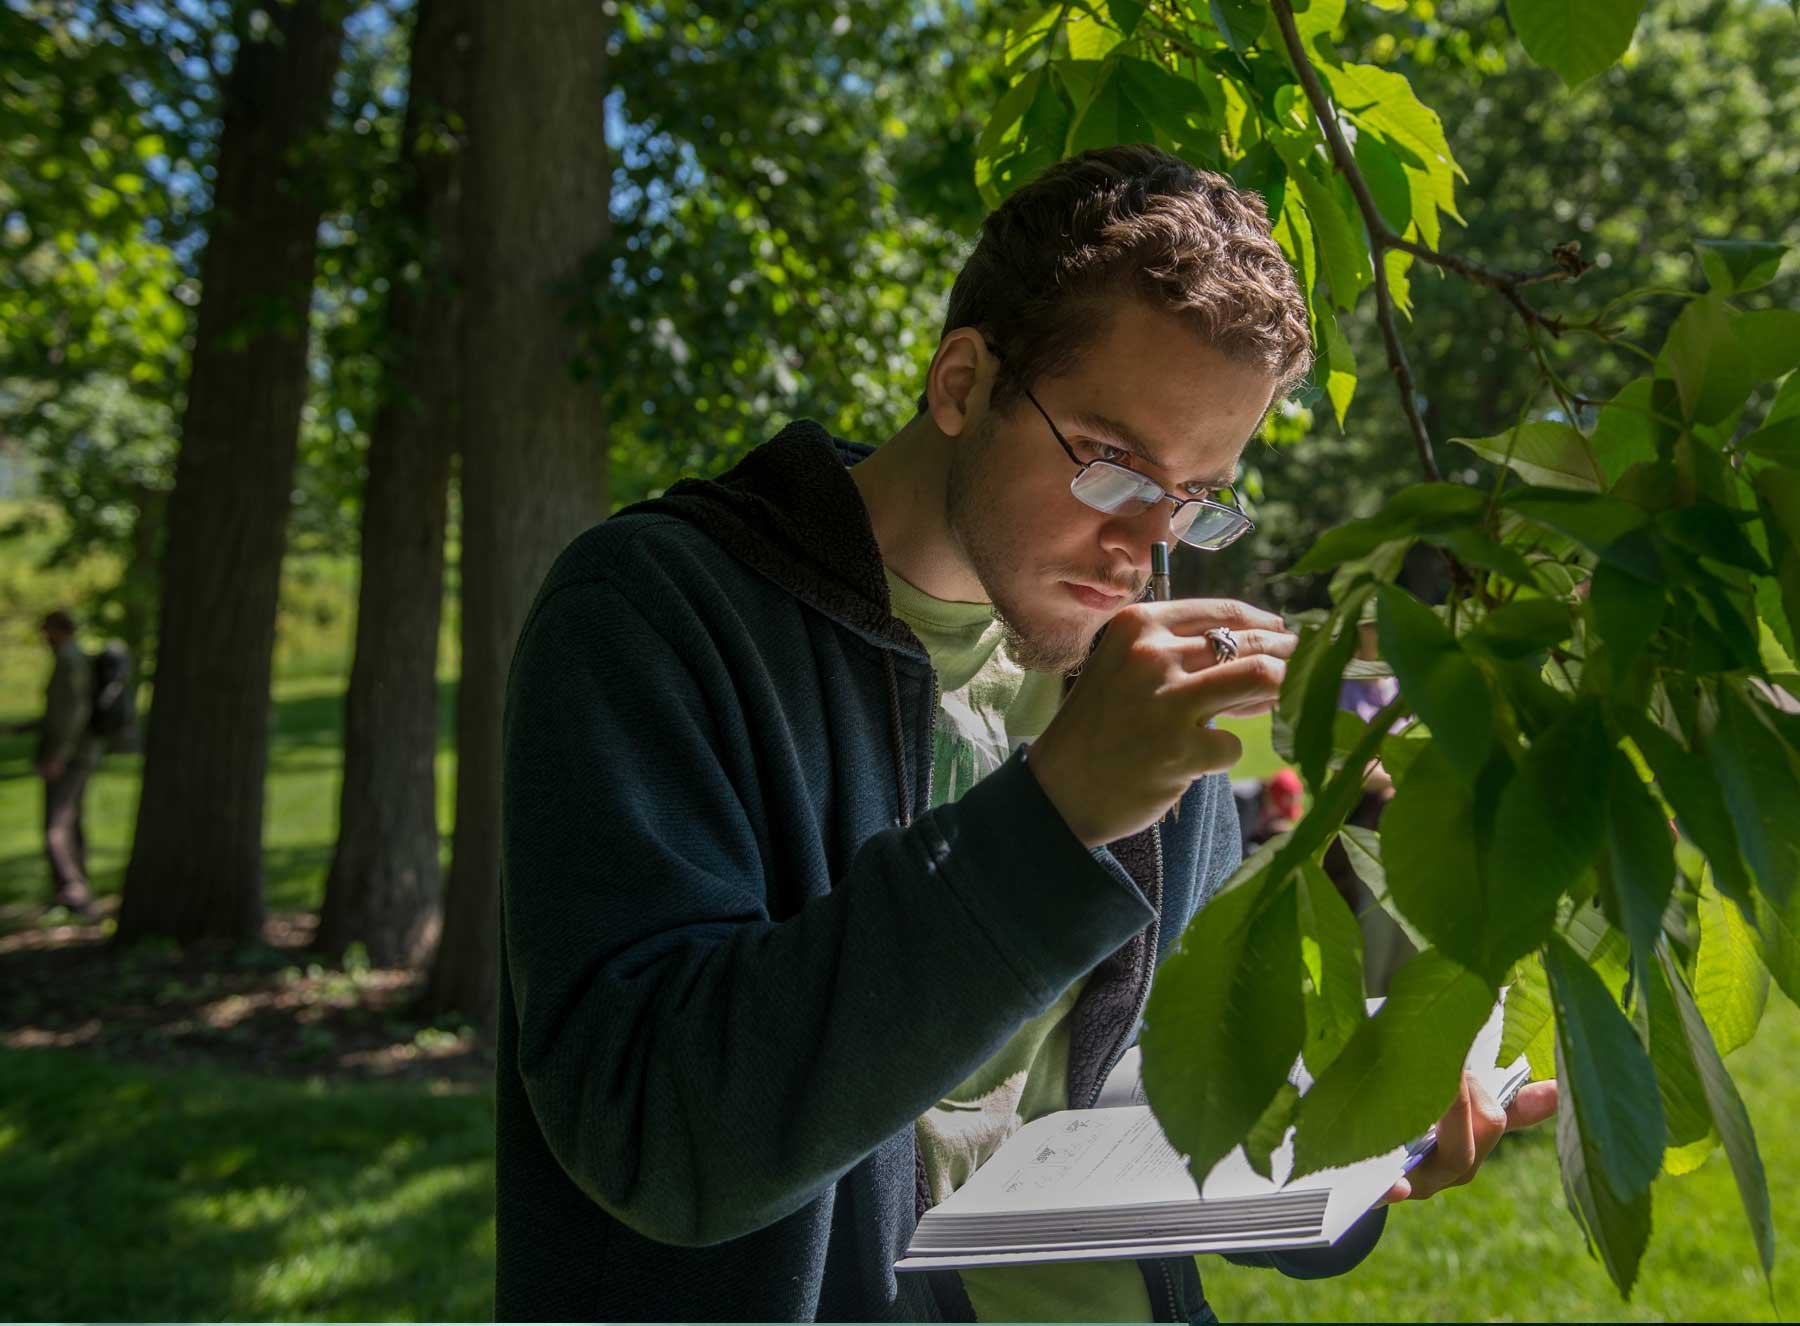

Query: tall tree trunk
424,0,610,1019
115,3,345,945
315,0,470,967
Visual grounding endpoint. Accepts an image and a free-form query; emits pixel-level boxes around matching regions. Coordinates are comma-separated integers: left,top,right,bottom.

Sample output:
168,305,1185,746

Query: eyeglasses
1014,380,1255,552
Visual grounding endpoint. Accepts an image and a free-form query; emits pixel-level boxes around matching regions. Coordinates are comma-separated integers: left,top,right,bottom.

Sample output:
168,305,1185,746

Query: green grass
0,1048,494,1321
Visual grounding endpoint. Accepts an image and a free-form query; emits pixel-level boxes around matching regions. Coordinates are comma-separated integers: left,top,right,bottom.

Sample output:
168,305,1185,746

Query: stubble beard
944,416,1112,677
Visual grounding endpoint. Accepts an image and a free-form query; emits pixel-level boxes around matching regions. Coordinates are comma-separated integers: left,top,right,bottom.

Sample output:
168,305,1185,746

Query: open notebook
895,998,1529,1272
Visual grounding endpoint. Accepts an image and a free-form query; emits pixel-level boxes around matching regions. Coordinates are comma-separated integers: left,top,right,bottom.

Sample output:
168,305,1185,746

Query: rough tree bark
315,0,471,967
116,1,346,945
423,0,610,1018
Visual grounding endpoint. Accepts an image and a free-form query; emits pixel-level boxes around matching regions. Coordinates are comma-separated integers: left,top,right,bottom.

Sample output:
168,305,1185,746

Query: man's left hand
37,754,65,781
1381,1072,1559,1204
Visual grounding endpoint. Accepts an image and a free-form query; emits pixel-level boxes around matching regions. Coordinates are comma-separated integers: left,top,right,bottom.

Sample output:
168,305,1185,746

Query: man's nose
1101,498,1175,563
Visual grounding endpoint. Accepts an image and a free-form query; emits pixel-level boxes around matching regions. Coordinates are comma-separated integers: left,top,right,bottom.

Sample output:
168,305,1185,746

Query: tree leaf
1376,585,1494,783
1319,307,1357,426
1068,12,1123,60
1643,946,1717,1174
1299,859,1367,1075
1106,0,1147,36
1462,597,1573,661
1695,239,1789,295
1588,560,1665,671
1695,871,1771,1057
1290,949,1496,1177
1554,1031,1653,1298
1338,824,1430,952
1317,60,1463,225
1290,482,1485,574
1142,869,1304,1181
1757,467,1800,672
1382,747,1491,970
1506,0,1648,87
1546,935,1665,1200
1486,700,1614,975
1451,420,1605,491
1286,582,1375,791
1292,160,1370,313
1704,683,1800,912
1628,716,1757,913
1656,945,1776,1279
1352,129,1412,235
1602,750,1676,978
1504,488,1657,578
1734,308,1800,384
1589,379,1663,484
1659,292,1759,427
1210,0,1266,51
1500,954,1559,1081
1242,1080,1302,1182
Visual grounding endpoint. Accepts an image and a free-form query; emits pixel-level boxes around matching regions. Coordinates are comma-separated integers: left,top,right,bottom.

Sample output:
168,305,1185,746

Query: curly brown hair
925,143,1312,416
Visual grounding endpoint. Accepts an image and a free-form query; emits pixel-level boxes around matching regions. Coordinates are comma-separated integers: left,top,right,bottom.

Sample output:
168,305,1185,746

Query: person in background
6,609,106,913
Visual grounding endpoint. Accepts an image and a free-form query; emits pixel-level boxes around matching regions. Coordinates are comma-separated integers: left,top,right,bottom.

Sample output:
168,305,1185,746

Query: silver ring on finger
1205,626,1239,664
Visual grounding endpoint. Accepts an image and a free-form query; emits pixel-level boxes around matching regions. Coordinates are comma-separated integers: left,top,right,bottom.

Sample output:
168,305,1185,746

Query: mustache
1053,568,1145,598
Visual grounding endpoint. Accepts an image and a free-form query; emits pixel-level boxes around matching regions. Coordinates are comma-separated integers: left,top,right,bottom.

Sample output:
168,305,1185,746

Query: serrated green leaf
1741,416,1800,467
1292,162,1370,314
1143,870,1303,1180
1644,948,1717,1174
1337,824,1430,953
1590,379,1663,484
1589,560,1665,671
1299,860,1367,1075
1500,954,1553,1065
1657,945,1775,1279
1383,747,1491,969
1106,0,1147,35
1507,0,1647,87
1705,683,1800,912
1210,0,1266,50
1452,421,1604,492
1270,181,1316,319
1290,950,1495,1177
1659,293,1759,427
1655,505,1770,574
1352,130,1412,236
1290,483,1485,575
1485,703,1614,977
1546,935,1665,1200
1067,60,1156,155
1286,583,1375,790
1734,308,1800,384
1603,750,1676,977
1068,12,1123,60
1319,307,1356,427
1377,585,1494,782
1696,239,1788,295
1317,60,1462,228
1628,717,1757,913
1504,488,1656,578
1463,597,1573,661
1242,1080,1301,1182
1757,467,1800,676
1554,1029,1653,1297
1695,873,1770,1057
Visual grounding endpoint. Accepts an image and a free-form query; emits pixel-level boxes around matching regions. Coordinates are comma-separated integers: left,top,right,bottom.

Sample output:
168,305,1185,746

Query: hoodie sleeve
500,572,1156,1249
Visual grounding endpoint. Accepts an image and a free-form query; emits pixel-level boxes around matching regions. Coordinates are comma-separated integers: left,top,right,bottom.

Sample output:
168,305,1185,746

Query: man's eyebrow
1064,409,1238,489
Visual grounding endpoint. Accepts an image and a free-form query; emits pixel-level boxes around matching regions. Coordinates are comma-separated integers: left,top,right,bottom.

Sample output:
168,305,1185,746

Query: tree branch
1269,0,1438,481
1268,0,1597,482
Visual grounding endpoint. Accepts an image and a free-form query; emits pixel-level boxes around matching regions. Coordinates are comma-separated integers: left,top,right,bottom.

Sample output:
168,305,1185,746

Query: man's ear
926,328,995,439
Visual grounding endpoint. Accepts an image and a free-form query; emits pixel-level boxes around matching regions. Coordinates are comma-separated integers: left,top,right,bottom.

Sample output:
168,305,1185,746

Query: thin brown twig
1267,0,1596,481
1269,0,1439,480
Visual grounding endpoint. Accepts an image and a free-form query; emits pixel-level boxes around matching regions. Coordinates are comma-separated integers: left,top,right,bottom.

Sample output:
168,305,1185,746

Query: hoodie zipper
1086,821,1165,1108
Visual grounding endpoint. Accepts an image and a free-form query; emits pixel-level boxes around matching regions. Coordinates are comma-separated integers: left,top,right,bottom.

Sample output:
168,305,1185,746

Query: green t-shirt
887,568,1154,1323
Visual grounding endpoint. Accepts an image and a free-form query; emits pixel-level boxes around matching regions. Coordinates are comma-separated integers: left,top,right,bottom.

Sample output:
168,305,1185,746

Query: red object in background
1265,767,1303,822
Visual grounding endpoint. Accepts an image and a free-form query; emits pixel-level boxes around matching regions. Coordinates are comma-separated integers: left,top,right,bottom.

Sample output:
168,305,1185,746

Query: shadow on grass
269,679,460,754
0,1047,495,1320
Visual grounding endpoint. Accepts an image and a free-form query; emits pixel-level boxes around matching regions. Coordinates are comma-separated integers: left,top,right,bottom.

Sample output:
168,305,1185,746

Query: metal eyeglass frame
1010,376,1255,551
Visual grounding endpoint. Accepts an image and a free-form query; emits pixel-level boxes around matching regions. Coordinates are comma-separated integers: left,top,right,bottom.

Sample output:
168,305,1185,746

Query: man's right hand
1027,598,1295,848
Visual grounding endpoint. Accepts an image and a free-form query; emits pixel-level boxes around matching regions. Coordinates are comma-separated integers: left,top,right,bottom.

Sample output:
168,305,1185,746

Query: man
15,610,104,912
495,145,1555,1321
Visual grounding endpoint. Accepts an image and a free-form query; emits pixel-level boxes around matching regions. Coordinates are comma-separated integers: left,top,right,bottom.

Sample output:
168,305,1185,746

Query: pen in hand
1151,542,1178,824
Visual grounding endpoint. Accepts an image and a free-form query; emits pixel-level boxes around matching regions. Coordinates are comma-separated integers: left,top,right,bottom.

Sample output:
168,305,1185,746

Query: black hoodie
493,421,1382,1321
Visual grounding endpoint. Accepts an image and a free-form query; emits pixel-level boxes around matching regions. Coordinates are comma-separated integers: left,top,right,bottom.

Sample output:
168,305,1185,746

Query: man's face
944,298,1279,673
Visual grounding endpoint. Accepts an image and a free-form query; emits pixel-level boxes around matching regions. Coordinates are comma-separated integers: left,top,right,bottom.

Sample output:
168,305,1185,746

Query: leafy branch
1268,0,1592,482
